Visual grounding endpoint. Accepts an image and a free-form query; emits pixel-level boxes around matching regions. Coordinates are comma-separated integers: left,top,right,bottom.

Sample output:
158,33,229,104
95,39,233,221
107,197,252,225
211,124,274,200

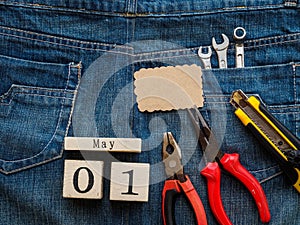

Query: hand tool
198,46,212,69
162,132,207,225
187,107,271,225
212,34,229,68
233,27,246,68
230,89,300,192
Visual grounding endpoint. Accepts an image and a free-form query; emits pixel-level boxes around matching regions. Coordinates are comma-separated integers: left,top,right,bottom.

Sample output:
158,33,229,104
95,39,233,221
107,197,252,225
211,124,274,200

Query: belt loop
284,0,298,7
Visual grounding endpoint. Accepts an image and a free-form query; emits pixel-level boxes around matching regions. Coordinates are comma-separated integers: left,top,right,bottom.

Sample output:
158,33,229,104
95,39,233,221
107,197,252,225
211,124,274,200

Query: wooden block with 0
63,160,104,199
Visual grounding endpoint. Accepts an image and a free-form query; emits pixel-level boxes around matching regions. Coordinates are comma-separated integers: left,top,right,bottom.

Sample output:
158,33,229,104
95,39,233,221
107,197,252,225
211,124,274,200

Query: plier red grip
162,132,207,225
188,107,271,225
162,175,207,225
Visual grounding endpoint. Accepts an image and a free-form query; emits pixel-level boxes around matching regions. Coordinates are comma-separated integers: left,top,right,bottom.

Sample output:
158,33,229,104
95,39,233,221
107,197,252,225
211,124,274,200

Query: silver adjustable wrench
212,34,229,68
198,46,212,69
233,27,246,68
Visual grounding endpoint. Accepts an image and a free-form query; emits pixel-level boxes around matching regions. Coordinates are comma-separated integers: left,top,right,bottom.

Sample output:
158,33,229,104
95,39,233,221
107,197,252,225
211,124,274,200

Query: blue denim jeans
0,0,300,224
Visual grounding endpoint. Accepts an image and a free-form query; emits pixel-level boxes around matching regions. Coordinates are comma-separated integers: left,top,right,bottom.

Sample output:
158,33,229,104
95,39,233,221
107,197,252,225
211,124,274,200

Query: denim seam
12,88,74,94
134,53,197,62
244,38,300,49
0,154,64,174
127,38,299,57
5,94,73,104
293,63,300,101
136,49,195,56
65,62,82,141
133,32,300,56
15,93,73,99
0,51,79,67
205,94,230,97
202,102,300,109
293,63,297,105
125,0,137,14
284,0,298,7
0,25,299,57
250,165,279,173
0,31,131,54
259,171,283,183
0,26,132,49
0,85,75,95
0,1,292,17
269,105,300,110
249,165,282,183
10,86,78,93
246,32,300,44
203,95,300,109
44,62,74,156
0,89,74,106
205,101,231,105
134,35,299,58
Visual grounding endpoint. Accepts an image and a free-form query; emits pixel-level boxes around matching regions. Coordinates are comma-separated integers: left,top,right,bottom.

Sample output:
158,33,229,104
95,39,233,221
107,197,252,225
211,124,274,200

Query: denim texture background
0,0,299,224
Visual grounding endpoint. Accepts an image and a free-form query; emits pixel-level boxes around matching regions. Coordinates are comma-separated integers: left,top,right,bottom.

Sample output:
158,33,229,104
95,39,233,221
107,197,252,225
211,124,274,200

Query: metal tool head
187,106,223,165
233,27,246,41
162,132,185,181
198,46,212,59
198,46,212,69
230,89,249,109
187,106,211,150
212,34,229,51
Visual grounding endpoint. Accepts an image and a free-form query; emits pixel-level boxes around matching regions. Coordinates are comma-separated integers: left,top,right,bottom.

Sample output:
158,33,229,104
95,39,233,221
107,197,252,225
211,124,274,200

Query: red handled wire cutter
162,132,207,225
188,107,271,225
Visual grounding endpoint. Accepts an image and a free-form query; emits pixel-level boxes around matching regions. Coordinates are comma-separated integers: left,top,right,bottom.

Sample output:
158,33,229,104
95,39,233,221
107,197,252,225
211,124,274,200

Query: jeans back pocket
0,55,81,174
202,62,300,181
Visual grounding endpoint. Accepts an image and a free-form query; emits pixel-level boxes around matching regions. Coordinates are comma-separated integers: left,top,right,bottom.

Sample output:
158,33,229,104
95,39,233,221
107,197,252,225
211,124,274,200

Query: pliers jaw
161,132,208,225
162,132,185,183
187,106,222,164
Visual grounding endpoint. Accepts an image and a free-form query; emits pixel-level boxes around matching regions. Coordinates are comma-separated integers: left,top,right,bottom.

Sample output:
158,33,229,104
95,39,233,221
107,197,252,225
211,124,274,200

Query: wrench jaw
198,46,212,69
212,34,229,51
212,33,229,68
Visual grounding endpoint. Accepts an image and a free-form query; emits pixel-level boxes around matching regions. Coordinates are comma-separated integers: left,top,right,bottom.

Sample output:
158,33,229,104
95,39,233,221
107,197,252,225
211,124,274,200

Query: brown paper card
134,64,203,112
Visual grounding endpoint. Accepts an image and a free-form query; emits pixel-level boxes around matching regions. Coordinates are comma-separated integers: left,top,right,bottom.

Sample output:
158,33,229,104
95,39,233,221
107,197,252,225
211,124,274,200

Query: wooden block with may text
64,137,141,153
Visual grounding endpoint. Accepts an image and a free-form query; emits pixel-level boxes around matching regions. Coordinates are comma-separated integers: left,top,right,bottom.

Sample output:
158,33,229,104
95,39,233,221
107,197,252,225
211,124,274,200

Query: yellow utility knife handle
248,96,299,150
236,96,296,159
234,95,300,193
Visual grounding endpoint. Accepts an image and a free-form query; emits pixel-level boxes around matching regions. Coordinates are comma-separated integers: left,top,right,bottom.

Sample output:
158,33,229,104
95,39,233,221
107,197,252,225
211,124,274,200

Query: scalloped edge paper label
134,64,203,112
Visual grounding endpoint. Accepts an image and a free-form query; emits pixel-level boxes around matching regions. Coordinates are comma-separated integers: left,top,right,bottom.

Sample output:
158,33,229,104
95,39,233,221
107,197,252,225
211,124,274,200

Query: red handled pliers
187,107,271,225
162,132,207,225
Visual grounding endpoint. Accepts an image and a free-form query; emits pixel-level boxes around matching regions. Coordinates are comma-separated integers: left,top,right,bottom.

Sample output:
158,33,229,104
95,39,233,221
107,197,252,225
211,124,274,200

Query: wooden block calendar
110,162,150,202
63,160,104,199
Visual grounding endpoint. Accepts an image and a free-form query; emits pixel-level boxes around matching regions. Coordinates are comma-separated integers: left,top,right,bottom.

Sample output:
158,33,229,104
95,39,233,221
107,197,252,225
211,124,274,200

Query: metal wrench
212,34,229,68
233,27,246,68
198,46,212,69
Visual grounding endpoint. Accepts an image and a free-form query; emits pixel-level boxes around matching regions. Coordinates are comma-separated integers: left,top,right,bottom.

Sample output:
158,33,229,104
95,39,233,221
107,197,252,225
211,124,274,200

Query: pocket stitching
0,94,69,173
0,63,79,174
0,85,75,106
